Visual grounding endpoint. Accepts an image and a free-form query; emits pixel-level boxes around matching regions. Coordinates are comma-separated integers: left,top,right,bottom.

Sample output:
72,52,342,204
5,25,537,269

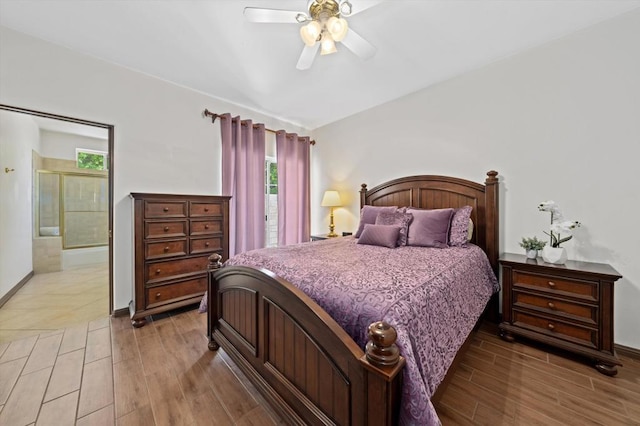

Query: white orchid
539,201,581,247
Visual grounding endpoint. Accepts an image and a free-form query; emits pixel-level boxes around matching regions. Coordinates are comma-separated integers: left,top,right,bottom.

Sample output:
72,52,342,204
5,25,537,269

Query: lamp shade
321,190,342,207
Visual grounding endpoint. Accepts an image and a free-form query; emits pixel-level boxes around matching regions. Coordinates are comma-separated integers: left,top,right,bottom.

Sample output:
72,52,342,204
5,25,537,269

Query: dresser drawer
190,202,223,217
513,270,598,302
146,276,207,309
513,310,597,349
144,201,188,218
190,237,222,255
145,221,188,239
146,256,209,284
145,239,187,260
513,291,597,325
191,219,222,236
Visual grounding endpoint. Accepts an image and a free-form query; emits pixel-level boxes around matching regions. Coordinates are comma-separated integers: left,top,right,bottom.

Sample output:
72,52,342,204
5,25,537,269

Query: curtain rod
203,109,315,145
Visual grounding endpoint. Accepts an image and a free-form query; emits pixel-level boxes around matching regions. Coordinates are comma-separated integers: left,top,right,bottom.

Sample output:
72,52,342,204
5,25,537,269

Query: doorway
0,104,114,342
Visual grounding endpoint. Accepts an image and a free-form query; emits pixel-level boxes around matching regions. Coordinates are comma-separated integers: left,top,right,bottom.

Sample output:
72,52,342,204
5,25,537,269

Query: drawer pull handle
205,242,210,247
155,292,161,298
155,269,161,274
163,207,169,212
204,207,209,212
548,302,556,309
547,323,555,331
164,226,169,232
205,224,209,229
548,281,556,288
164,246,170,252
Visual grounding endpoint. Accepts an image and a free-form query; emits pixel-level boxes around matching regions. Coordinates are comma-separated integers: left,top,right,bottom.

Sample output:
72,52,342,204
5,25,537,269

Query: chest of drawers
129,193,230,327
498,253,622,375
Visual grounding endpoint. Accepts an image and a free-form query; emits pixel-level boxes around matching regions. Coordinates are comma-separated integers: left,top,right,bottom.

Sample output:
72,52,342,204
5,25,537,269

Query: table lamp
321,190,342,237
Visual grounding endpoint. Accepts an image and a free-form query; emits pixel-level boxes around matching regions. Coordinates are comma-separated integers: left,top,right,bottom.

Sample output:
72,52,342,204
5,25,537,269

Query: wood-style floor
1,269,639,425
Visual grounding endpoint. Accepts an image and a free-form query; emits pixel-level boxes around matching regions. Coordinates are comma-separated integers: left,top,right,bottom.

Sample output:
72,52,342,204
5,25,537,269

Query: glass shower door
62,174,108,248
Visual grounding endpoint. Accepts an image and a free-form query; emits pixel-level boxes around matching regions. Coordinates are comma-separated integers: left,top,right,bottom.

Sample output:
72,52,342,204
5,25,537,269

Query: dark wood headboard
359,170,500,273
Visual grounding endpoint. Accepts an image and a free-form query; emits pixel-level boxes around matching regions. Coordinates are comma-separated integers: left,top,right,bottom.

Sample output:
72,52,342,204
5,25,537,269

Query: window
76,148,108,171
265,157,278,247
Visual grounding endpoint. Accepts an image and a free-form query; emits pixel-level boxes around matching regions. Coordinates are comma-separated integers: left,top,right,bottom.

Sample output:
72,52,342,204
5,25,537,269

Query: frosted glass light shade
320,35,337,55
300,21,321,46
321,190,341,207
326,17,348,41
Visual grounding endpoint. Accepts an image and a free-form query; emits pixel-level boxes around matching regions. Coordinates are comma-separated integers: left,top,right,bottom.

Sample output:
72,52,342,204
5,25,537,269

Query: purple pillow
406,208,454,248
449,205,473,246
356,224,401,248
375,211,413,246
355,205,398,238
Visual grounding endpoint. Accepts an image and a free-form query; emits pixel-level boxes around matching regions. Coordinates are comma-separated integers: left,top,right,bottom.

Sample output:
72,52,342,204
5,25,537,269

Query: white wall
0,26,307,310
0,111,38,299
40,130,108,161
311,9,640,349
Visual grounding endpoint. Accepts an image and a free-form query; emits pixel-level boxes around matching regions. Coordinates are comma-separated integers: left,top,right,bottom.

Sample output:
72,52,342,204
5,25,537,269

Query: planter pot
525,249,538,259
541,247,567,265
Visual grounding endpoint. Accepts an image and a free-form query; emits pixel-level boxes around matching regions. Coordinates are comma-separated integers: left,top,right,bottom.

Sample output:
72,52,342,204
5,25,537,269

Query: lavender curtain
220,114,266,256
276,132,310,246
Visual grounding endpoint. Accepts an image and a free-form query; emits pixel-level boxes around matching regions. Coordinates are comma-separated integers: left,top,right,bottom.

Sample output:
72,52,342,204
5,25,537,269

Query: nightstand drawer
513,291,597,325
513,270,598,302
513,310,597,349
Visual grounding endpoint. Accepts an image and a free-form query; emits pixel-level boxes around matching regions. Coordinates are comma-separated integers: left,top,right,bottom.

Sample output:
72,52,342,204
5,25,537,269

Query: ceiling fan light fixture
326,16,348,41
320,33,337,55
300,20,322,46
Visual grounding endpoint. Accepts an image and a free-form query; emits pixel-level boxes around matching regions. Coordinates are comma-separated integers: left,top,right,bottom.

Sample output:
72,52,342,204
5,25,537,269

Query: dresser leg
499,328,515,343
131,318,146,328
595,362,618,376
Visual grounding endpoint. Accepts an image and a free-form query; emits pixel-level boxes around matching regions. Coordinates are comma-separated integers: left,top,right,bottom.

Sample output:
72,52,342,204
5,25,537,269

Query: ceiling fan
244,0,379,70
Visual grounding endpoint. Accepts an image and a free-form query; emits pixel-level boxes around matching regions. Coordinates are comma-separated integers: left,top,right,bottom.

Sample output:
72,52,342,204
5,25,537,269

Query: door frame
0,104,115,314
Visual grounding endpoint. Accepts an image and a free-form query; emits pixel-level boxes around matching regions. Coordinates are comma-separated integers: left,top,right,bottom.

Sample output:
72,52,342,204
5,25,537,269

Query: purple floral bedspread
224,237,499,425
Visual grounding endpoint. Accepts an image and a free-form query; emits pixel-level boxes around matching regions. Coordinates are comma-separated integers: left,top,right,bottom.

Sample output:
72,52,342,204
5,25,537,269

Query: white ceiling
1,0,639,130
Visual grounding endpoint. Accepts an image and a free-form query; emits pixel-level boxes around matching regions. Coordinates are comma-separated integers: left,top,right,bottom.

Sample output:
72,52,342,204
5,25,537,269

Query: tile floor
0,263,109,343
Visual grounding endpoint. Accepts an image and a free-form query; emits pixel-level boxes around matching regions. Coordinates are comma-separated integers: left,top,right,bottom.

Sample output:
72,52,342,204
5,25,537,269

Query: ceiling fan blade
345,0,385,16
296,44,320,70
340,28,376,60
244,7,303,23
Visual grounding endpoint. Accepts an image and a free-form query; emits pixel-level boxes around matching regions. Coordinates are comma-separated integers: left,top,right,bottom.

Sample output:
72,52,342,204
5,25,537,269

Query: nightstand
498,253,622,375
311,232,352,241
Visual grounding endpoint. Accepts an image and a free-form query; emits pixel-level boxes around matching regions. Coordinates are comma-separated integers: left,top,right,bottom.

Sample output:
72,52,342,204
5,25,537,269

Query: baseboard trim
0,270,34,308
112,307,129,318
616,343,640,361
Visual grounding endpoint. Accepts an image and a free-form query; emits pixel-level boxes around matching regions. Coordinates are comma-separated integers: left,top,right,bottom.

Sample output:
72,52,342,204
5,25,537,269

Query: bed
206,171,500,425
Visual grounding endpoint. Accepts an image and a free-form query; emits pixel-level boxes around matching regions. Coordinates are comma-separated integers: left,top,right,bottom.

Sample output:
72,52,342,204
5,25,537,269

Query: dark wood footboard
207,257,405,425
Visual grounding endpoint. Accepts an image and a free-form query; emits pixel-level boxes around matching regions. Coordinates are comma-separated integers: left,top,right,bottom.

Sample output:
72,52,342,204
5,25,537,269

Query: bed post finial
486,170,498,183
365,321,400,367
360,183,368,208
208,253,223,270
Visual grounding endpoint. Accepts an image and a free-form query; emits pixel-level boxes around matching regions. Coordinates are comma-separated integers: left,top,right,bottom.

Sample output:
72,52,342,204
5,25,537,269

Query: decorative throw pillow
406,208,454,248
375,211,413,246
449,205,473,246
356,224,402,248
355,205,398,238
